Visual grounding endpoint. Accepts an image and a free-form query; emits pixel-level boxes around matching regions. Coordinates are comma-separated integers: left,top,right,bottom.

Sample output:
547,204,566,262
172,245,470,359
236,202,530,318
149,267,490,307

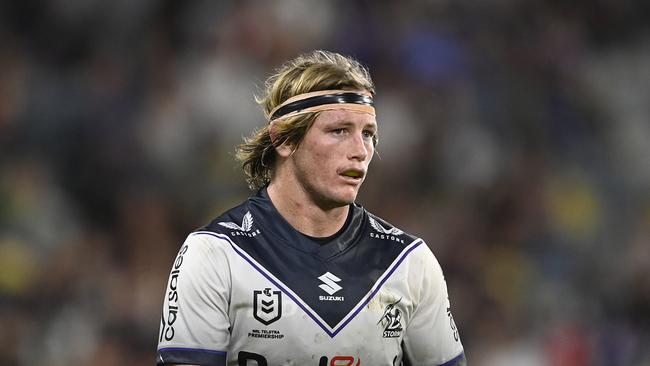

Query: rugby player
156,50,466,366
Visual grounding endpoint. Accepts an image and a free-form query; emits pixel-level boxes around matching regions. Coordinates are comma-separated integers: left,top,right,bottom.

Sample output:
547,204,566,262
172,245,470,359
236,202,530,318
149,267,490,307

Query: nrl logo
369,217,404,243
218,211,260,237
253,288,282,325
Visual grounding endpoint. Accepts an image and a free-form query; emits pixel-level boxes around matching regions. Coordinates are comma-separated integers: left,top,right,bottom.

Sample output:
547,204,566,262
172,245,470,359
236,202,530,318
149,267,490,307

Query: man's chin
316,192,357,210
333,192,359,207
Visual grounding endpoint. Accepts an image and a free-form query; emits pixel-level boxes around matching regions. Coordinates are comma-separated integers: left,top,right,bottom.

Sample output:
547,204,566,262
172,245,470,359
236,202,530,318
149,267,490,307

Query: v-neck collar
247,187,365,260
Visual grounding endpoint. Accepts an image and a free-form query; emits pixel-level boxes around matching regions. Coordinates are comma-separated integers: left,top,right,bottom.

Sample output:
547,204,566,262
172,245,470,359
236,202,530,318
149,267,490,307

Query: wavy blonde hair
236,50,376,190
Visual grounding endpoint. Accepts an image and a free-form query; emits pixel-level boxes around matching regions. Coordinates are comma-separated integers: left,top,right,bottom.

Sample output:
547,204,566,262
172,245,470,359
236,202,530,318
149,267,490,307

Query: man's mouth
340,169,365,179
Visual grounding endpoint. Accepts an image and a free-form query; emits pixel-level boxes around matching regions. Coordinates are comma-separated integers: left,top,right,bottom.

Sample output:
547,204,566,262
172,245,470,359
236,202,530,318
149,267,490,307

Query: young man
156,50,466,366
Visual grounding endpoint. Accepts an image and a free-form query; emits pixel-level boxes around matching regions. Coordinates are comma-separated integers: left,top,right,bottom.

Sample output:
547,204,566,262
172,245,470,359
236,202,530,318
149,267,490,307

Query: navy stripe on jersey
193,231,422,337
200,188,419,332
156,347,226,366
440,352,467,366
402,350,466,366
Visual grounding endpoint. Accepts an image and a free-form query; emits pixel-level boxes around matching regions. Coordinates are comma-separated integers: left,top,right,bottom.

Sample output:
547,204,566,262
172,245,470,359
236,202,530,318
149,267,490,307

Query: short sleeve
402,245,465,366
156,234,231,366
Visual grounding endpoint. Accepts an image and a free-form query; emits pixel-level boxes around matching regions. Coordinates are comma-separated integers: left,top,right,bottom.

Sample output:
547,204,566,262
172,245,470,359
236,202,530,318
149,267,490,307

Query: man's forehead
316,109,377,126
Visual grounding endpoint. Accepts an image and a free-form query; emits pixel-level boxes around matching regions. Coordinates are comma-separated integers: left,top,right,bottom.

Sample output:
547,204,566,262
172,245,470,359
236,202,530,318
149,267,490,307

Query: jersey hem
156,347,227,366
439,351,466,366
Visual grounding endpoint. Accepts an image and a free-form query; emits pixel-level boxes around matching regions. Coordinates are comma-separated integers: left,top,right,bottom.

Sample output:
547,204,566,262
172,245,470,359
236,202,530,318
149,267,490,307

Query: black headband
269,92,374,121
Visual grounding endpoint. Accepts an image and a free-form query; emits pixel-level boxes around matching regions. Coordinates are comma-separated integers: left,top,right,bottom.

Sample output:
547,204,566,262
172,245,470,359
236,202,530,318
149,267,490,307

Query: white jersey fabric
156,188,465,366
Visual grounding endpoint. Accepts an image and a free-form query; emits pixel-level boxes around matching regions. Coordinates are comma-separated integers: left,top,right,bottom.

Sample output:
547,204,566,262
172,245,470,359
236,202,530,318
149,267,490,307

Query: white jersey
156,189,465,366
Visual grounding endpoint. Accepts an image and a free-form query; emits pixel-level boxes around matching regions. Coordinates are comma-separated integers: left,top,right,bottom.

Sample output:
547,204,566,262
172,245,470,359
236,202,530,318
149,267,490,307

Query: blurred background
1,0,649,365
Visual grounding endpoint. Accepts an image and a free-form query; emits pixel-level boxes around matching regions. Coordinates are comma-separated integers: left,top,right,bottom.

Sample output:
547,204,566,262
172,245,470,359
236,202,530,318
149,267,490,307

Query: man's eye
332,129,346,135
363,130,375,139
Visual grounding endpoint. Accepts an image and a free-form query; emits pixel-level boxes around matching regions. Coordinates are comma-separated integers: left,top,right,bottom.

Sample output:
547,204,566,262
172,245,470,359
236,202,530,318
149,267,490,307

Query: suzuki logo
318,272,342,295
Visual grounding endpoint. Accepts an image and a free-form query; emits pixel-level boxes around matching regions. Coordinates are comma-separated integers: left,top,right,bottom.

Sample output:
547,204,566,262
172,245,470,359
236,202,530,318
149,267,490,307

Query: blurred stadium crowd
1,1,650,365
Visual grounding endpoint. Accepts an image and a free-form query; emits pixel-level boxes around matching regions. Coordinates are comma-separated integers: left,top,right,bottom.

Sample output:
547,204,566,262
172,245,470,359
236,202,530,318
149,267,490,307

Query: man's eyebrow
329,120,377,129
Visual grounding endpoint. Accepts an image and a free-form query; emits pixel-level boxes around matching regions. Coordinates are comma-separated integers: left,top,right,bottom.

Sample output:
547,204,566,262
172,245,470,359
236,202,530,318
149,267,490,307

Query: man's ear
275,141,293,158
269,124,293,158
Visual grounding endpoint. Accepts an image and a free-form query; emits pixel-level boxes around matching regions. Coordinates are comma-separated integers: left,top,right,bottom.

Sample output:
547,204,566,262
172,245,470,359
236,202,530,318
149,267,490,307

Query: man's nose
348,132,369,161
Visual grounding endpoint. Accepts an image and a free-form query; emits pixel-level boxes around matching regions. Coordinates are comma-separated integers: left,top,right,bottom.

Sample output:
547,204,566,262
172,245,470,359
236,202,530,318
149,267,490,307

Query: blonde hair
236,50,376,190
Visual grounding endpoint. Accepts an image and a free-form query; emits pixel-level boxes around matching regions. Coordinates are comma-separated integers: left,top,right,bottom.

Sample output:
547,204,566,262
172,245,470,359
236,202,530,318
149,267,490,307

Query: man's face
288,109,377,208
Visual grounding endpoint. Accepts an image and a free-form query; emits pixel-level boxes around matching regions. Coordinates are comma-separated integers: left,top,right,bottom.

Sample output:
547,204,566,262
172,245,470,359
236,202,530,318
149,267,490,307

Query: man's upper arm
402,245,466,365
156,233,231,366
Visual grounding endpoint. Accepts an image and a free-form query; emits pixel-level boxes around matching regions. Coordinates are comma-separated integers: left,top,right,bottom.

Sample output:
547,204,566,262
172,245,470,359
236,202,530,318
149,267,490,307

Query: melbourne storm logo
253,288,282,325
218,211,261,237
378,298,403,338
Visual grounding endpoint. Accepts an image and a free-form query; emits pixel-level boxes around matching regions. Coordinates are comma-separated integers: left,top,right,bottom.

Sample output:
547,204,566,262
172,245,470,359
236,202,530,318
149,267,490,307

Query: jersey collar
248,187,365,260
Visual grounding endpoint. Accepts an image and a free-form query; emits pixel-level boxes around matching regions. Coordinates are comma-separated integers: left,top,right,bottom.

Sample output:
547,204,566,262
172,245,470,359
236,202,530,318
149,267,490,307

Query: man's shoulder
361,208,420,245
198,199,253,234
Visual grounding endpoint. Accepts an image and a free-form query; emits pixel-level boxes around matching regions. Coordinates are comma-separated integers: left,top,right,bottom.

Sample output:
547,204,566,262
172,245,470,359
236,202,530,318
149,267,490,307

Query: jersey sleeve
156,233,231,366
402,244,466,366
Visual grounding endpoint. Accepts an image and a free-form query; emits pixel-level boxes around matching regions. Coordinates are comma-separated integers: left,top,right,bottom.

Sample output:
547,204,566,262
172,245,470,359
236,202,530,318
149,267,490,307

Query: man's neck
267,182,349,238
